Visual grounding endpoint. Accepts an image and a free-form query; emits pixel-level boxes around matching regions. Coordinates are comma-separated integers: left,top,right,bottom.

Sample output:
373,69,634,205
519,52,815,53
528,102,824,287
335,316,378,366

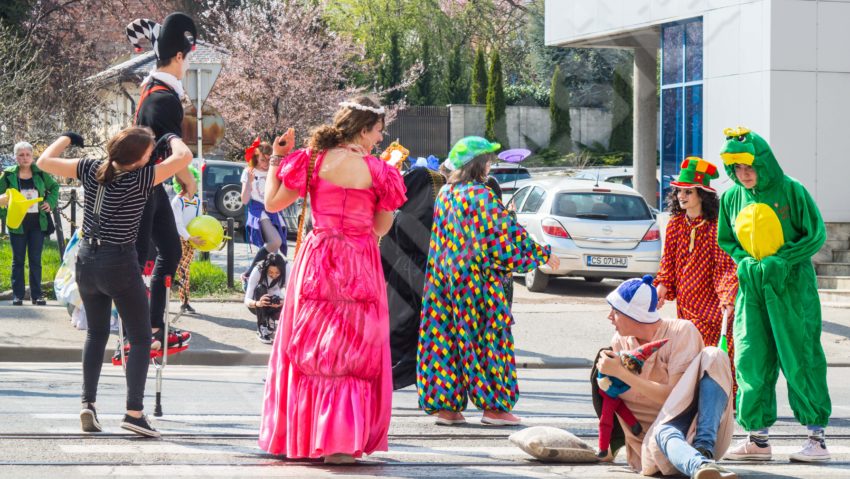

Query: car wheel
583,276,603,283
525,267,549,292
215,184,244,218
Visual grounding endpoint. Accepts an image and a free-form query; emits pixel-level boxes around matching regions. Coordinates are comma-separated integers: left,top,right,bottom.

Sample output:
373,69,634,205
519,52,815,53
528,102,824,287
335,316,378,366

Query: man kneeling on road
595,275,737,478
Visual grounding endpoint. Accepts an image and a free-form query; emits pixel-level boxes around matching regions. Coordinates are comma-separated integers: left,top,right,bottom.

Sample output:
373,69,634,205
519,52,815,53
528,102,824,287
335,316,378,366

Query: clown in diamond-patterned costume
417,181,550,414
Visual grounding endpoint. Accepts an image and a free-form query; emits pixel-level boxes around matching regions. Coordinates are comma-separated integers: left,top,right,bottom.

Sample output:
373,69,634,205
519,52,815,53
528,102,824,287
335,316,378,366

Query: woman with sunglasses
654,157,738,371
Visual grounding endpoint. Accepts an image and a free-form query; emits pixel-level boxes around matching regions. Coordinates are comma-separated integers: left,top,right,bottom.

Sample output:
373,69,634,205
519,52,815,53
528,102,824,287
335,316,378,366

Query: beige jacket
640,346,735,476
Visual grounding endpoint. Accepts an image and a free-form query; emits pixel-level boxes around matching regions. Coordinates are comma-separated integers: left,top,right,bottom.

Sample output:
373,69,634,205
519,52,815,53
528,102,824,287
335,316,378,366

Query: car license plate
586,255,628,268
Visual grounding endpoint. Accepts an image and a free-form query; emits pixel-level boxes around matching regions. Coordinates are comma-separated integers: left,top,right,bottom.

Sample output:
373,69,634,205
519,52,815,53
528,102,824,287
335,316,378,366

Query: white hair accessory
339,101,385,115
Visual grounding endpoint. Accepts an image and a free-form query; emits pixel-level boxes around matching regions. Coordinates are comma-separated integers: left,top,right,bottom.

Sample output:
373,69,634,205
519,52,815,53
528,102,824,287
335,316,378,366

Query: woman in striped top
37,127,192,438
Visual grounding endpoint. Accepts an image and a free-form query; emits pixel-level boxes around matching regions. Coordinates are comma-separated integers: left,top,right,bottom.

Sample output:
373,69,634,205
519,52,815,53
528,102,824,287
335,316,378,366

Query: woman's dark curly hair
665,187,719,221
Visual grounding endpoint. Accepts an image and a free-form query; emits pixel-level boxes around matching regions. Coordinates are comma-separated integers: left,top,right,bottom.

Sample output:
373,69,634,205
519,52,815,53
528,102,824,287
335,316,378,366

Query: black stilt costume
380,167,445,390
125,13,197,339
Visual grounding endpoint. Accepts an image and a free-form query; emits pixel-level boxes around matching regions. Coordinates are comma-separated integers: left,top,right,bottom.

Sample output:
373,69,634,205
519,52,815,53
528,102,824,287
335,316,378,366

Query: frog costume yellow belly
717,127,830,431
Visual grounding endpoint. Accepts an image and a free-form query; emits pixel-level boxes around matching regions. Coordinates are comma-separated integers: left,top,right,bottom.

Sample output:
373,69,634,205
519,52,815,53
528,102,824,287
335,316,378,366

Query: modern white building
545,0,850,222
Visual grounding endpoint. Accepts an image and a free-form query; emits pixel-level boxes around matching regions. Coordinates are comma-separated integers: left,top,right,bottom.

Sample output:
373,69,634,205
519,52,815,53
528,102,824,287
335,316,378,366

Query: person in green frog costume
717,127,831,464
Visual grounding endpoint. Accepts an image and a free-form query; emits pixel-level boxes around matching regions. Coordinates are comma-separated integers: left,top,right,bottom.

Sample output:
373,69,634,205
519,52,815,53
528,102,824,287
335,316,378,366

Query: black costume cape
380,168,445,390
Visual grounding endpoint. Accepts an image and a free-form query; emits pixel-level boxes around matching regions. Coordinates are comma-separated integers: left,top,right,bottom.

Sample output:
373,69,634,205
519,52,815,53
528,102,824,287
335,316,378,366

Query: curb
0,347,271,366
0,346,592,369
0,282,55,301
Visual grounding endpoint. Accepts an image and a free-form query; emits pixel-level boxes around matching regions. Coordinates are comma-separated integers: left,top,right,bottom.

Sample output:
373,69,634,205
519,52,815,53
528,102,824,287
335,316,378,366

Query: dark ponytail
95,158,118,184
96,126,155,184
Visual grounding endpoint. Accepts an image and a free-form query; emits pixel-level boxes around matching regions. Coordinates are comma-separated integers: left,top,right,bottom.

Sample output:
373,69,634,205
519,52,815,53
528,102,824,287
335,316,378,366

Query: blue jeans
656,373,728,477
10,226,45,300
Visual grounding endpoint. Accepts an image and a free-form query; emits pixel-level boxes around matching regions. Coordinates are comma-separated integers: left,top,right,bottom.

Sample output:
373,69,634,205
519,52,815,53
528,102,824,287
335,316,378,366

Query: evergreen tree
470,47,488,105
549,65,572,154
485,50,509,147
446,44,469,104
382,31,404,104
609,61,633,153
411,38,435,105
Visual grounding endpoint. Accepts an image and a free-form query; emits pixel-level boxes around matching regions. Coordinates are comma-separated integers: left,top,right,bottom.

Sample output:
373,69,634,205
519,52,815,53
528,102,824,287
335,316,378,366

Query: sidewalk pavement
2,280,849,367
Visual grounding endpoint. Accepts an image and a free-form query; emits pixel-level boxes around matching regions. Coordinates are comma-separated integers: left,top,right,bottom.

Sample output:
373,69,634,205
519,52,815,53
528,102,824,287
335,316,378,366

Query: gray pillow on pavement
509,426,599,463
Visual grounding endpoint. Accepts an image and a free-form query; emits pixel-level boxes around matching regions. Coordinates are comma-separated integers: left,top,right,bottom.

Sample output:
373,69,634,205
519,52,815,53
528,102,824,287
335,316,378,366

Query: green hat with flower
670,156,719,193
442,136,501,171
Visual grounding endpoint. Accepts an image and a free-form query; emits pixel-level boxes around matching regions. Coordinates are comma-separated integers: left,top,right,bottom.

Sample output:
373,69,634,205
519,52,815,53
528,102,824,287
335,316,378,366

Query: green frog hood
719,127,783,191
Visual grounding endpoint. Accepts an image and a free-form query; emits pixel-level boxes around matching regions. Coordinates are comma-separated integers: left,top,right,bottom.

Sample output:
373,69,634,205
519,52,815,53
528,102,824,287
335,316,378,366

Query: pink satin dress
259,148,406,458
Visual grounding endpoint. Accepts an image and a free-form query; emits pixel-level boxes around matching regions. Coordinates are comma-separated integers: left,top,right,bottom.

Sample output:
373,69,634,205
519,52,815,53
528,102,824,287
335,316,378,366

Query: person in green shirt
0,142,59,305
717,127,831,463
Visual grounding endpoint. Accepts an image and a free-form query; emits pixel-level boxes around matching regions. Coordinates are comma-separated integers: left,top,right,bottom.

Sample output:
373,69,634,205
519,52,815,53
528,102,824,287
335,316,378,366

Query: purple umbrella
498,148,531,164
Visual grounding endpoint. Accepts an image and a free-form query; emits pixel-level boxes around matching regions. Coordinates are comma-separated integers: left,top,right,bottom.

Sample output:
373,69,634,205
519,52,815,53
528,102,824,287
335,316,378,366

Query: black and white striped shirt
77,158,155,244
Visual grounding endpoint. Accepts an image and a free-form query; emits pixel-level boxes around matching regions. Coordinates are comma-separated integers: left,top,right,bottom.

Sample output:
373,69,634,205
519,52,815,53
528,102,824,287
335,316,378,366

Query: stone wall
448,104,612,150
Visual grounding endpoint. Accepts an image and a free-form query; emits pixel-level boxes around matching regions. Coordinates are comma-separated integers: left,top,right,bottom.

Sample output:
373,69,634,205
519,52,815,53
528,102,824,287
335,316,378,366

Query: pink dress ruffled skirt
258,149,406,458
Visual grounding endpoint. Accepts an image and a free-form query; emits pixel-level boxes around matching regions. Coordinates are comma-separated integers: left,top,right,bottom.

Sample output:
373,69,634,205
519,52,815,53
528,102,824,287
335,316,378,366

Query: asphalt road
1,364,849,478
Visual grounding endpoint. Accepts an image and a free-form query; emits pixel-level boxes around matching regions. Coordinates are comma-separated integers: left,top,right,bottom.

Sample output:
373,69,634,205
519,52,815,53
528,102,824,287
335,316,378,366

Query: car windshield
550,192,652,221
492,169,531,184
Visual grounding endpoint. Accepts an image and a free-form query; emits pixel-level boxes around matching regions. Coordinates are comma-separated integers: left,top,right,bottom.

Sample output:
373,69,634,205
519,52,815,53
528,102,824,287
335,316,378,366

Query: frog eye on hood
726,136,733,140
737,135,747,142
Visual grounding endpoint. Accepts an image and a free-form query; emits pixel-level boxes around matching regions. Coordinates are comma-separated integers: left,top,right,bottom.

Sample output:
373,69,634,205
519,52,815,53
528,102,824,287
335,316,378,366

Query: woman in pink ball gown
259,97,406,464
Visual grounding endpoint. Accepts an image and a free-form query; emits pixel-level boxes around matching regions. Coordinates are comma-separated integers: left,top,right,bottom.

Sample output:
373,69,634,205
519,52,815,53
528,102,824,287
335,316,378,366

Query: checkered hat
670,156,719,193
126,12,196,61
606,275,660,324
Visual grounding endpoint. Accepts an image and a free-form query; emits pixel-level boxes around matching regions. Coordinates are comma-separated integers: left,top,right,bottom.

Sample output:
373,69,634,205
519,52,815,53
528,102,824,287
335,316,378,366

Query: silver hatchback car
509,178,661,292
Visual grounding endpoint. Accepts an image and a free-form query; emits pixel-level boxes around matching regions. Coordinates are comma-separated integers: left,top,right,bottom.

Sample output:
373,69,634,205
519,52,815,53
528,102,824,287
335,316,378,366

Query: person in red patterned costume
654,157,738,374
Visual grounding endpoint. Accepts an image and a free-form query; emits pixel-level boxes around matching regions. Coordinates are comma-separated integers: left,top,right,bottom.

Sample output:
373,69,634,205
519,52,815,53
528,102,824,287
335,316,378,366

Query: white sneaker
723,438,772,461
789,438,831,462
693,462,738,479
257,327,273,344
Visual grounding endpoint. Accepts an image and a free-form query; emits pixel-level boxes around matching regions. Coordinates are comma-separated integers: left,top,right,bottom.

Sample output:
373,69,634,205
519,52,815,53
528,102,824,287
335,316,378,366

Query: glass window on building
660,18,703,208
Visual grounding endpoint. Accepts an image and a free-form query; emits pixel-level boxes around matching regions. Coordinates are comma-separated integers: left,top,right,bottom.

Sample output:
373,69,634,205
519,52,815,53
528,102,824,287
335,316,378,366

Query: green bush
599,153,630,166
485,51,509,148
524,148,564,167
0,238,61,298
470,47,488,105
549,65,572,154
609,62,633,154
188,260,230,296
505,83,549,106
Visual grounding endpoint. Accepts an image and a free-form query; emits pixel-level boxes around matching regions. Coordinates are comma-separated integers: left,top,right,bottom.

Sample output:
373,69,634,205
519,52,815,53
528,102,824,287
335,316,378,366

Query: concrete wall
449,105,612,151
702,0,850,221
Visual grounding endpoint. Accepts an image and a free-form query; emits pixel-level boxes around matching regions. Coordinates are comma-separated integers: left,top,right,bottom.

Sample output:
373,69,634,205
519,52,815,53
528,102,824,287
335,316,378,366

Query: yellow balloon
186,215,225,252
734,203,785,260
4,188,42,229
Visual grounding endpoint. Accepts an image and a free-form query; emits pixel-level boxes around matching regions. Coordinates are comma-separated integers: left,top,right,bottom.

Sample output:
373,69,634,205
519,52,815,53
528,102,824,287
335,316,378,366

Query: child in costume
654,157,738,379
244,253,289,344
417,136,558,427
717,127,831,463
170,168,203,314
241,138,286,283
126,12,198,352
596,338,669,460
36,128,192,438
